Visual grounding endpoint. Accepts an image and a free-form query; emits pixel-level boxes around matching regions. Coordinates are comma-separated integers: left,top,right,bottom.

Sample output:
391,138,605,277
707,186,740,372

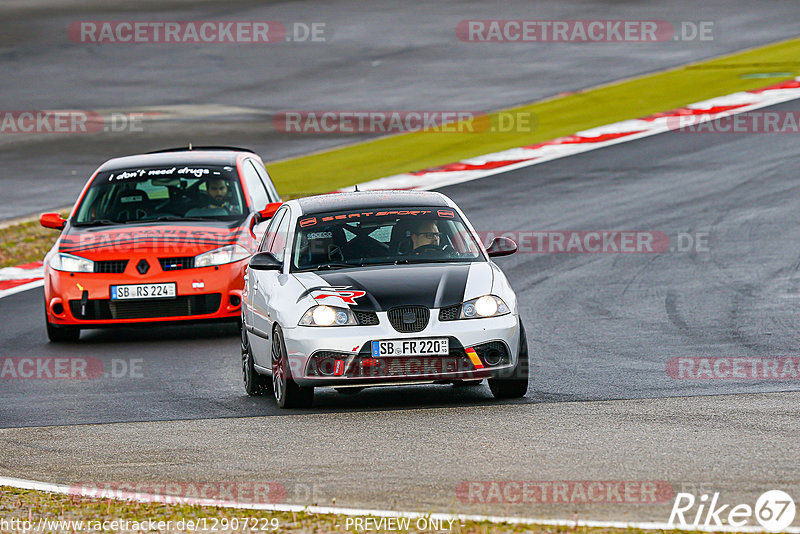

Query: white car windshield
291,207,484,271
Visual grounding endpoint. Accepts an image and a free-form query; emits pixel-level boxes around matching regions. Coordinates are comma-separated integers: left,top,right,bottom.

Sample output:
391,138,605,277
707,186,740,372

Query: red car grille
94,260,129,274
69,294,222,320
159,257,195,271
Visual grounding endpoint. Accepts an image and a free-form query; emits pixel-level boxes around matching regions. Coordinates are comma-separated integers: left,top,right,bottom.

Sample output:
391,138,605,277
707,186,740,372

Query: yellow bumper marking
465,348,484,369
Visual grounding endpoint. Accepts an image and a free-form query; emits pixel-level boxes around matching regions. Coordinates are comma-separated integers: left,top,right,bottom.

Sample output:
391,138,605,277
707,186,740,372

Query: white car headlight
195,244,250,268
299,305,357,327
460,295,510,319
49,253,94,273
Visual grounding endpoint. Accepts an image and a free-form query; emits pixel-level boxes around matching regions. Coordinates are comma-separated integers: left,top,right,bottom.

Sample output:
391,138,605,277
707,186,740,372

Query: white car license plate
110,283,176,300
371,338,449,357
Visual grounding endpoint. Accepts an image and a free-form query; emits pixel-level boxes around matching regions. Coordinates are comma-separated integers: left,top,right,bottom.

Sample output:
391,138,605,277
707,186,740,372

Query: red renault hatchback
39,146,282,341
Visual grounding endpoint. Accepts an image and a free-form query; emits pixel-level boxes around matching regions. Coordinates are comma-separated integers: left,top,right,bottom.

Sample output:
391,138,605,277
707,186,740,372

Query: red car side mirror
254,202,282,224
40,213,66,230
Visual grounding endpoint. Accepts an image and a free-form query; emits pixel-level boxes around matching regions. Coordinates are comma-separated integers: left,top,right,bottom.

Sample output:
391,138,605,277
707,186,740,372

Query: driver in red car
206,177,232,210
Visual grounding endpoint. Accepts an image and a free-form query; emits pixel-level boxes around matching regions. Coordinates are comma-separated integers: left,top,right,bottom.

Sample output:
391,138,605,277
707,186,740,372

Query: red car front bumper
44,257,247,327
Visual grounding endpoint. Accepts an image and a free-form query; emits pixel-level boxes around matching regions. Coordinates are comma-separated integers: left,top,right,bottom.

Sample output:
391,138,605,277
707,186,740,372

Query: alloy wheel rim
272,334,284,402
241,329,250,386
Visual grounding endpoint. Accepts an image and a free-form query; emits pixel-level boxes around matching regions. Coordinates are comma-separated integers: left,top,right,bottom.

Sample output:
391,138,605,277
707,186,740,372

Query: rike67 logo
669,490,796,532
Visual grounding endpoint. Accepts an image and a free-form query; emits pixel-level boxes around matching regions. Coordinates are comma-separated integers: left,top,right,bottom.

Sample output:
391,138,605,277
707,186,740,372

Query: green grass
0,213,68,269
267,37,800,197
0,486,705,533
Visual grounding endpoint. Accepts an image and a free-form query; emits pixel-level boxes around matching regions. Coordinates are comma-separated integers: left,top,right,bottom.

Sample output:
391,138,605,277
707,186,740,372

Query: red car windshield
73,166,247,225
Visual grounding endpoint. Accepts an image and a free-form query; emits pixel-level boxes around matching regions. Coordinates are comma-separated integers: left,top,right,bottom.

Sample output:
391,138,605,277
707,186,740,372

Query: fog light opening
318,357,336,376
483,349,503,366
229,295,241,307
52,302,64,315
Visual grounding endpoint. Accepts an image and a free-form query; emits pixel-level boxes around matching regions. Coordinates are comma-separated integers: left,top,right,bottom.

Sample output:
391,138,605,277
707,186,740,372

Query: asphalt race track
2,99,800,522
2,0,800,527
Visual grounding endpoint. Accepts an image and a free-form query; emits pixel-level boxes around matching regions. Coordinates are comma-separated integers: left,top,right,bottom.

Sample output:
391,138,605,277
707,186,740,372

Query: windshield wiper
297,263,361,272
134,216,209,223
393,258,440,264
73,219,117,227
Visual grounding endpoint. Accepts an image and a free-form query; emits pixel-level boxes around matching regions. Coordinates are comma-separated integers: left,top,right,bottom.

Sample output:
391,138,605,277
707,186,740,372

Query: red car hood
57,223,250,259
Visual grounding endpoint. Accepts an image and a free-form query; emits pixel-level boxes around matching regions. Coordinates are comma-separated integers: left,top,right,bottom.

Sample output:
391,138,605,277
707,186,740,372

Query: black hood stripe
314,263,471,311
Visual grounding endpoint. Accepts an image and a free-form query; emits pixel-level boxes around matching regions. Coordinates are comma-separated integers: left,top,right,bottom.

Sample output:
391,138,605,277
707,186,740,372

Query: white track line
341,77,800,192
0,263,44,299
0,279,44,299
0,476,796,533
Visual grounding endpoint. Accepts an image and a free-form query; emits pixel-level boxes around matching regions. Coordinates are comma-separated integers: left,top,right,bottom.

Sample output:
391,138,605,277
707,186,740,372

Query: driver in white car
410,220,442,252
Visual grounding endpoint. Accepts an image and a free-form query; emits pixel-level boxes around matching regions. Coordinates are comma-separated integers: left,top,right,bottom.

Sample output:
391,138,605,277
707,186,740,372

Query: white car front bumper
281,311,521,387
